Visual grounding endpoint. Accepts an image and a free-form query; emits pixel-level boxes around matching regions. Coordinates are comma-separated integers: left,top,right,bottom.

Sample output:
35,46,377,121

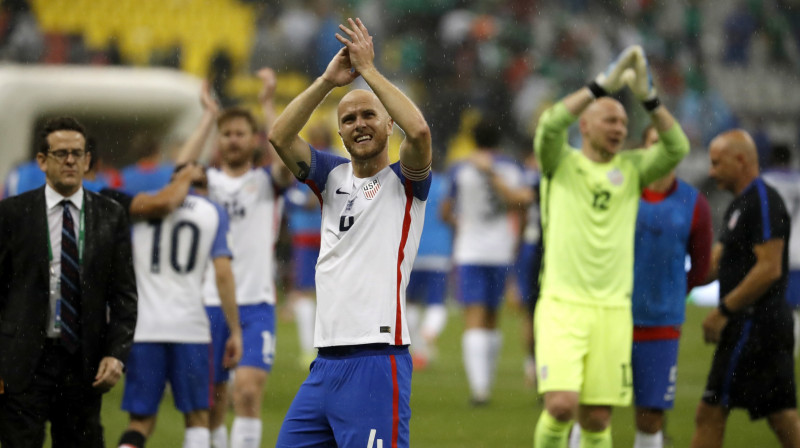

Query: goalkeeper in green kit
532,46,690,447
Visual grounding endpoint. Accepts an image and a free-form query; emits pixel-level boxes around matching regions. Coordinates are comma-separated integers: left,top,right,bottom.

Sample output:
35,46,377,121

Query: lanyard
46,202,85,264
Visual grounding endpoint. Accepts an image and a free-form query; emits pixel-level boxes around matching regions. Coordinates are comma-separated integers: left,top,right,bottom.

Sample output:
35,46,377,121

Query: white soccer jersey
202,167,284,306
763,169,800,270
132,194,232,343
448,155,524,265
304,148,430,347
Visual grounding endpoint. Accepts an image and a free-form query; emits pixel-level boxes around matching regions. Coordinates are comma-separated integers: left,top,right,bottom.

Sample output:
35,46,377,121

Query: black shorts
702,312,797,420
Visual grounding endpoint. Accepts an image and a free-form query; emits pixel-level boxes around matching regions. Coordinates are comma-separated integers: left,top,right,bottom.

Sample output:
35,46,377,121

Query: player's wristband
587,81,608,99
718,300,735,317
642,96,661,112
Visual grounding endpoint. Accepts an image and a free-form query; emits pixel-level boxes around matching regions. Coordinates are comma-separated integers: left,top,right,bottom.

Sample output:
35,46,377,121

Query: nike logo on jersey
335,188,349,195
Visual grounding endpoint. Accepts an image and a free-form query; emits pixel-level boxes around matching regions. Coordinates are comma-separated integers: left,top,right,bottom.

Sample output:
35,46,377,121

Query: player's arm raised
535,46,638,176
269,48,358,180
257,67,294,188
175,81,220,165
337,18,432,176
626,48,689,186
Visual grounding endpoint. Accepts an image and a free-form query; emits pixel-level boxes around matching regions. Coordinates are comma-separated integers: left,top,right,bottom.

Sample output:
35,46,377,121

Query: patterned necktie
60,200,81,353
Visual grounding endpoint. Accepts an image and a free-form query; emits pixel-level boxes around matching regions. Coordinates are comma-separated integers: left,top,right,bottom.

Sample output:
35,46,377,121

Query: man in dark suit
0,117,138,447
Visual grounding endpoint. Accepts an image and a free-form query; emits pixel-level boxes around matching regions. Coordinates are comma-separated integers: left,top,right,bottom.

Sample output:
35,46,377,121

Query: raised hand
257,67,277,105
321,46,360,87
200,79,220,115
592,45,640,95
624,47,658,102
335,18,375,75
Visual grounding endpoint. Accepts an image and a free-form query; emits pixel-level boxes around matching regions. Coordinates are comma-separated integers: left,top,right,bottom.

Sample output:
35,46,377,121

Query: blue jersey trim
721,319,752,407
755,178,771,241
307,146,350,193
207,197,233,259
390,162,431,201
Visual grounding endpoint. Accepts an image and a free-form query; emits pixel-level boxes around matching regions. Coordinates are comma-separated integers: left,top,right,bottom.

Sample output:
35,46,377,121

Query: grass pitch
75,303,791,447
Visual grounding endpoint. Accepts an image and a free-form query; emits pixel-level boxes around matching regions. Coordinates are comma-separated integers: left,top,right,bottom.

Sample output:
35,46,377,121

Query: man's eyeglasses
47,149,86,162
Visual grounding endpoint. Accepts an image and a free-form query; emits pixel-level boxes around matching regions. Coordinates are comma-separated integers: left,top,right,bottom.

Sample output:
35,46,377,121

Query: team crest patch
728,209,741,230
541,365,548,380
362,178,381,200
607,168,624,186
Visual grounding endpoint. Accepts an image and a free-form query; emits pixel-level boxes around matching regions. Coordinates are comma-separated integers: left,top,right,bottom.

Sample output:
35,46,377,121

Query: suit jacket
0,186,137,392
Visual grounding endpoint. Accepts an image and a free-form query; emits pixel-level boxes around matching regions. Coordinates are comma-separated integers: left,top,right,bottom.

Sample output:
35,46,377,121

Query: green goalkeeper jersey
535,102,689,307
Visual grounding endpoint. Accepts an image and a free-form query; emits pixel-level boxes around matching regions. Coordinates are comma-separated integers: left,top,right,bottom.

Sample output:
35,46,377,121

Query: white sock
487,329,502,386
231,417,261,448
183,427,210,448
634,430,663,448
293,297,316,353
211,425,228,448
463,328,491,400
568,423,581,448
422,304,447,339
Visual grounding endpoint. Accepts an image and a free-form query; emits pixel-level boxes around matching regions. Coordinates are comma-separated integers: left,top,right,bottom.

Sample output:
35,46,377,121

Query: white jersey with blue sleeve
132,193,232,343
202,167,284,306
303,148,431,348
448,155,524,265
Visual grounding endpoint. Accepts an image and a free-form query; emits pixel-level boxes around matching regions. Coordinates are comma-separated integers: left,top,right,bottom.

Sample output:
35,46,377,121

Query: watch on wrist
718,300,734,317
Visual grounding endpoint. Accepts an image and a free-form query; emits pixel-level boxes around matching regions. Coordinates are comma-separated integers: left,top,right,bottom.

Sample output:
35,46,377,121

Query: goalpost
0,64,206,179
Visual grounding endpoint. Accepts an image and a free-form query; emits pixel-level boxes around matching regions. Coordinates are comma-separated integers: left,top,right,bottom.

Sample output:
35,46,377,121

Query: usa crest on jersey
362,178,381,200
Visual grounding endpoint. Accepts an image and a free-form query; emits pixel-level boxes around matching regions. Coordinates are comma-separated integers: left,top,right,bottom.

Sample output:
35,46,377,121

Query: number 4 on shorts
367,429,383,448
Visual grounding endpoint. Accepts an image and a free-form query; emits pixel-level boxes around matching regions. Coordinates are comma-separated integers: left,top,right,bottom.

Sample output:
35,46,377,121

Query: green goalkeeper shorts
534,295,633,406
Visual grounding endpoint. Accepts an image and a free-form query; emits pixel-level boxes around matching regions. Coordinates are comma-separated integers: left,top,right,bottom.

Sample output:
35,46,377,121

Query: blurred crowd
1,0,799,166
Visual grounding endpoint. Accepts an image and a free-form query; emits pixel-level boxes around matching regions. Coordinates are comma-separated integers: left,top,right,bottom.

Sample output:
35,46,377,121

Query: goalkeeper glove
623,47,661,112
587,45,639,98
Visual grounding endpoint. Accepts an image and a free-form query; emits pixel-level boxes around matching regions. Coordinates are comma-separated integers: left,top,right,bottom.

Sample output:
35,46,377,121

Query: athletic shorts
276,344,412,448
406,270,448,306
207,302,276,383
121,342,211,415
702,314,797,420
292,245,319,290
632,337,679,410
534,296,633,406
787,270,800,308
514,243,541,312
455,265,509,310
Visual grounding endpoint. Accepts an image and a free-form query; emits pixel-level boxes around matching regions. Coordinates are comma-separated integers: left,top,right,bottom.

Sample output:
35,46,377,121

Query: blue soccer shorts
632,337,680,409
456,265,509,310
207,302,276,383
276,345,412,448
292,245,320,290
406,270,448,306
121,342,211,415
